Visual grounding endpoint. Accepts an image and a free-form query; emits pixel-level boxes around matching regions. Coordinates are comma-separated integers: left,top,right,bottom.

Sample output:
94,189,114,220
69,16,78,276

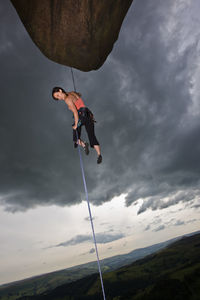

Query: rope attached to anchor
71,67,106,300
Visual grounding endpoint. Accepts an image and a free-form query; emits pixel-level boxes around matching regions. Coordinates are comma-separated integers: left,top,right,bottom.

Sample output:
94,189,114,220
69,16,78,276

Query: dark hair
52,86,66,100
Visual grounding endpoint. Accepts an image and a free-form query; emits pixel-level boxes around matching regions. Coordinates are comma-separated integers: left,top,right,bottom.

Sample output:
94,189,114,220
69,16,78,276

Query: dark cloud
144,217,162,231
55,235,91,247
151,216,198,232
80,248,95,256
145,215,198,232
154,225,165,232
191,204,200,209
47,232,125,248
0,0,200,213
174,220,185,226
187,219,197,224
144,225,151,231
89,248,95,254
174,218,198,226
137,190,199,214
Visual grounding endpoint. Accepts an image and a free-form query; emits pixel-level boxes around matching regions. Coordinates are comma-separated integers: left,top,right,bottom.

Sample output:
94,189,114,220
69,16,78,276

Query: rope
71,68,106,300
70,67,77,92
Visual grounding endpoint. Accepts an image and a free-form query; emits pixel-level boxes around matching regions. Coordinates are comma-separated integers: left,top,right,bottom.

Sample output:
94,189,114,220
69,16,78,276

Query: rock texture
10,0,133,71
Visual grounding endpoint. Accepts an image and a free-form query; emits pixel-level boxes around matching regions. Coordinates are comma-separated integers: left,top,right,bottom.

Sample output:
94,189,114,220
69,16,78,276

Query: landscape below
0,231,200,300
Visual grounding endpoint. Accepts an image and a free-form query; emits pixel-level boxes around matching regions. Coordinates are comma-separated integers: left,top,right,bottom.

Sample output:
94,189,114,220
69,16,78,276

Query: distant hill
0,231,199,300
15,232,200,300
0,235,184,300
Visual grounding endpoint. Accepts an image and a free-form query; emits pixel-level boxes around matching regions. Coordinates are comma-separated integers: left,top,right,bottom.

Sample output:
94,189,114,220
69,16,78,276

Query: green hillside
17,232,200,300
0,266,98,300
0,237,177,300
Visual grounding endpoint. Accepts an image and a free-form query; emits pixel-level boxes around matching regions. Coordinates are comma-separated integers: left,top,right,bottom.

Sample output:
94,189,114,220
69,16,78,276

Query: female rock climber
52,87,102,164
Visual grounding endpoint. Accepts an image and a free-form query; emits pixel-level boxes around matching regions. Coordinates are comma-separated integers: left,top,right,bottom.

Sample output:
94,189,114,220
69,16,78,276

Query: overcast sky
0,0,200,285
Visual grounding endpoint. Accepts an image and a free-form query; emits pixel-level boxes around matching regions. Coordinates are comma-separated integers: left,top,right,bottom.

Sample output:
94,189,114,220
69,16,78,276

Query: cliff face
10,0,133,71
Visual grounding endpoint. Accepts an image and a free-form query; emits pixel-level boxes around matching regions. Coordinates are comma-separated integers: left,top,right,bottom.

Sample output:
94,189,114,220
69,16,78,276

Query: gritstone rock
10,0,133,71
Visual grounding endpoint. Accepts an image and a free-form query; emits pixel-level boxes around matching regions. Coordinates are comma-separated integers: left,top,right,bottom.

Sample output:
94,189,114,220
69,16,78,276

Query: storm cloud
154,225,165,232
144,215,199,232
89,248,95,254
0,0,200,214
48,232,125,248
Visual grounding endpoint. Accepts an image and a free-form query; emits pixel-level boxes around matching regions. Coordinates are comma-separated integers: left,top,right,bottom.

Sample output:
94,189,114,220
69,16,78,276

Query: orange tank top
74,98,86,110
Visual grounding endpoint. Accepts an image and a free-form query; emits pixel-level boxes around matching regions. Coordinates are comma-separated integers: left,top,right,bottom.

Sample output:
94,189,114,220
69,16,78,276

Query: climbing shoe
84,142,89,155
97,155,102,164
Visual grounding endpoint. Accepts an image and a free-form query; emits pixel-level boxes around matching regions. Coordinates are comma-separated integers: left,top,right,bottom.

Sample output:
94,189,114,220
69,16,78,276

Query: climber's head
52,87,68,101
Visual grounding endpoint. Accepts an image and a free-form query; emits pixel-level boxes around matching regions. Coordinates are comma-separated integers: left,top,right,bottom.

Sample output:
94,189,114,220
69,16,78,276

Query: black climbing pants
73,107,99,148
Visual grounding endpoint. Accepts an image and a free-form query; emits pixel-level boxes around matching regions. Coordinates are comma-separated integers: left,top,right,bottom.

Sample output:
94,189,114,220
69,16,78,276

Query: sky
0,0,200,285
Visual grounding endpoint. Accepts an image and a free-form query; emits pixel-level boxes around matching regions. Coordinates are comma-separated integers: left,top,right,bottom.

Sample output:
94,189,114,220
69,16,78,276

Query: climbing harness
71,68,106,300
